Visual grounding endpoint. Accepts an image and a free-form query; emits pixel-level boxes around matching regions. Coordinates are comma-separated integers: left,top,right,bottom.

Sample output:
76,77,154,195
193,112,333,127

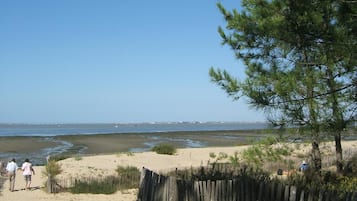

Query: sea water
0,122,268,137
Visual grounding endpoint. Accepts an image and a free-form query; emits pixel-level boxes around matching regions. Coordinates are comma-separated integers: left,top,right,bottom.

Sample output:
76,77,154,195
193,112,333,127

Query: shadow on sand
0,176,6,195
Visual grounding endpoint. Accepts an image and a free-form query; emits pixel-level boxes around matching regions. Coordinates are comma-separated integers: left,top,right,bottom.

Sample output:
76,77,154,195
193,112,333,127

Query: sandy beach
1,140,356,201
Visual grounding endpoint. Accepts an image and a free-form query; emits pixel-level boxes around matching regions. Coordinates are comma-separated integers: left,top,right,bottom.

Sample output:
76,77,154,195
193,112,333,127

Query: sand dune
1,141,356,201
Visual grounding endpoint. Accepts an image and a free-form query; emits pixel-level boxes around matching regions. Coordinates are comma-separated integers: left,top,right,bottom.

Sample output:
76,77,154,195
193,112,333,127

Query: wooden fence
137,168,357,201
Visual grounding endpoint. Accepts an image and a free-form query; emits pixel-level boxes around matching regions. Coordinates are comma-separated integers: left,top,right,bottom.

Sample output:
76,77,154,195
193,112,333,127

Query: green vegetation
210,0,356,174
70,165,141,194
209,152,216,159
116,166,141,189
285,169,357,199
48,155,71,162
74,155,82,161
70,176,119,194
43,160,62,179
151,143,176,155
229,151,239,166
241,137,292,169
168,163,270,182
343,152,357,177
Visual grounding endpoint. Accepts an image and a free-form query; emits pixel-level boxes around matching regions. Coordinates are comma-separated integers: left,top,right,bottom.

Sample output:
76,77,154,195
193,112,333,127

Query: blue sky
0,0,265,124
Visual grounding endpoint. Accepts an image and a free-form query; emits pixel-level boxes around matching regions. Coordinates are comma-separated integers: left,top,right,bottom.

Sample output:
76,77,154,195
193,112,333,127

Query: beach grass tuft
69,166,141,194
70,176,119,194
151,143,176,155
43,160,63,179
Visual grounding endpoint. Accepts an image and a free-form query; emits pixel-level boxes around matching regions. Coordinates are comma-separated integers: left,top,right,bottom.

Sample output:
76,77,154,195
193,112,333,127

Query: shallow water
0,130,264,165
0,122,270,165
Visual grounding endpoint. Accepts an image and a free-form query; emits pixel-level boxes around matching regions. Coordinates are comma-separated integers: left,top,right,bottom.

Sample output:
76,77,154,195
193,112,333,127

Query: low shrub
151,144,176,155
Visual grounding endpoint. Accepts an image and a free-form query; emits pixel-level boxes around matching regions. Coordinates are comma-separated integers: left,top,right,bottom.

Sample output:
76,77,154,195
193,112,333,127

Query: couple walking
5,158,35,192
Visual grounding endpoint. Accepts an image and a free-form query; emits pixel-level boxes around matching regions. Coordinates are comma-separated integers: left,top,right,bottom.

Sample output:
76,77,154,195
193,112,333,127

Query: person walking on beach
5,158,19,192
21,158,35,190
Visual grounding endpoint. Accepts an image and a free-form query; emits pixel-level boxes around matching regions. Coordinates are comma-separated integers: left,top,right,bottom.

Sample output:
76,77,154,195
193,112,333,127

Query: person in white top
21,158,35,190
6,158,19,192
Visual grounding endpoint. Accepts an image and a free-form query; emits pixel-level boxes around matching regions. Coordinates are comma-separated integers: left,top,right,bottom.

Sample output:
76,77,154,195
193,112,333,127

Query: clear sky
0,0,265,124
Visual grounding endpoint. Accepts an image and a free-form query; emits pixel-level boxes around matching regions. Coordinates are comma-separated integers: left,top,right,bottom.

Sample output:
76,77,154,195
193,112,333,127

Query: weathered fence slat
244,178,250,201
284,185,290,201
137,168,357,201
227,180,233,201
348,191,356,201
217,180,222,201
299,190,305,201
349,192,355,201
257,182,264,201
150,172,158,201
277,183,284,201
318,189,324,201
168,176,178,201
200,180,205,201
271,181,276,201
290,186,297,201
211,180,216,201
232,180,237,201
251,179,257,201
307,190,314,201
264,180,271,201
194,180,200,201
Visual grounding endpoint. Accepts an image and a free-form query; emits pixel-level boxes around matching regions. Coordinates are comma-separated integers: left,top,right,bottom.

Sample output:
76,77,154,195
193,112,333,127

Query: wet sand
57,130,266,153
0,137,59,153
0,130,267,164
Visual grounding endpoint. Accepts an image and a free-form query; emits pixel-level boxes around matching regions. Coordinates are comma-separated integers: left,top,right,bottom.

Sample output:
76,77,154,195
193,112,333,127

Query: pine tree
210,0,356,173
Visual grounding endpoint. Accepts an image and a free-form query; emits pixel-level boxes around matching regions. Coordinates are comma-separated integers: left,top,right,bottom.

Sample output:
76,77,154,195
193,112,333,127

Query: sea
0,122,268,137
0,122,269,165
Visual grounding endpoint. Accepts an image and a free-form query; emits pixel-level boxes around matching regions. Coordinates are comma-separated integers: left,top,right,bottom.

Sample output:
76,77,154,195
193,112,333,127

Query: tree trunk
335,133,343,174
311,141,322,172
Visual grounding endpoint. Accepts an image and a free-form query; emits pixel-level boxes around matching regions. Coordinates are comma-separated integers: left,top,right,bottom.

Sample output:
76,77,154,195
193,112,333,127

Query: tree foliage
210,0,356,172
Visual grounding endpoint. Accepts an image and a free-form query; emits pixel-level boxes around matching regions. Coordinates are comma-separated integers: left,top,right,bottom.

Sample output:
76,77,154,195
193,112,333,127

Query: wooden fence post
47,175,52,193
137,167,357,201
168,176,178,201
257,182,264,201
299,190,304,201
318,189,323,201
227,180,233,201
352,191,357,201
289,186,297,201
137,168,145,200
204,180,211,201
150,171,158,201
284,185,290,201
276,183,284,201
